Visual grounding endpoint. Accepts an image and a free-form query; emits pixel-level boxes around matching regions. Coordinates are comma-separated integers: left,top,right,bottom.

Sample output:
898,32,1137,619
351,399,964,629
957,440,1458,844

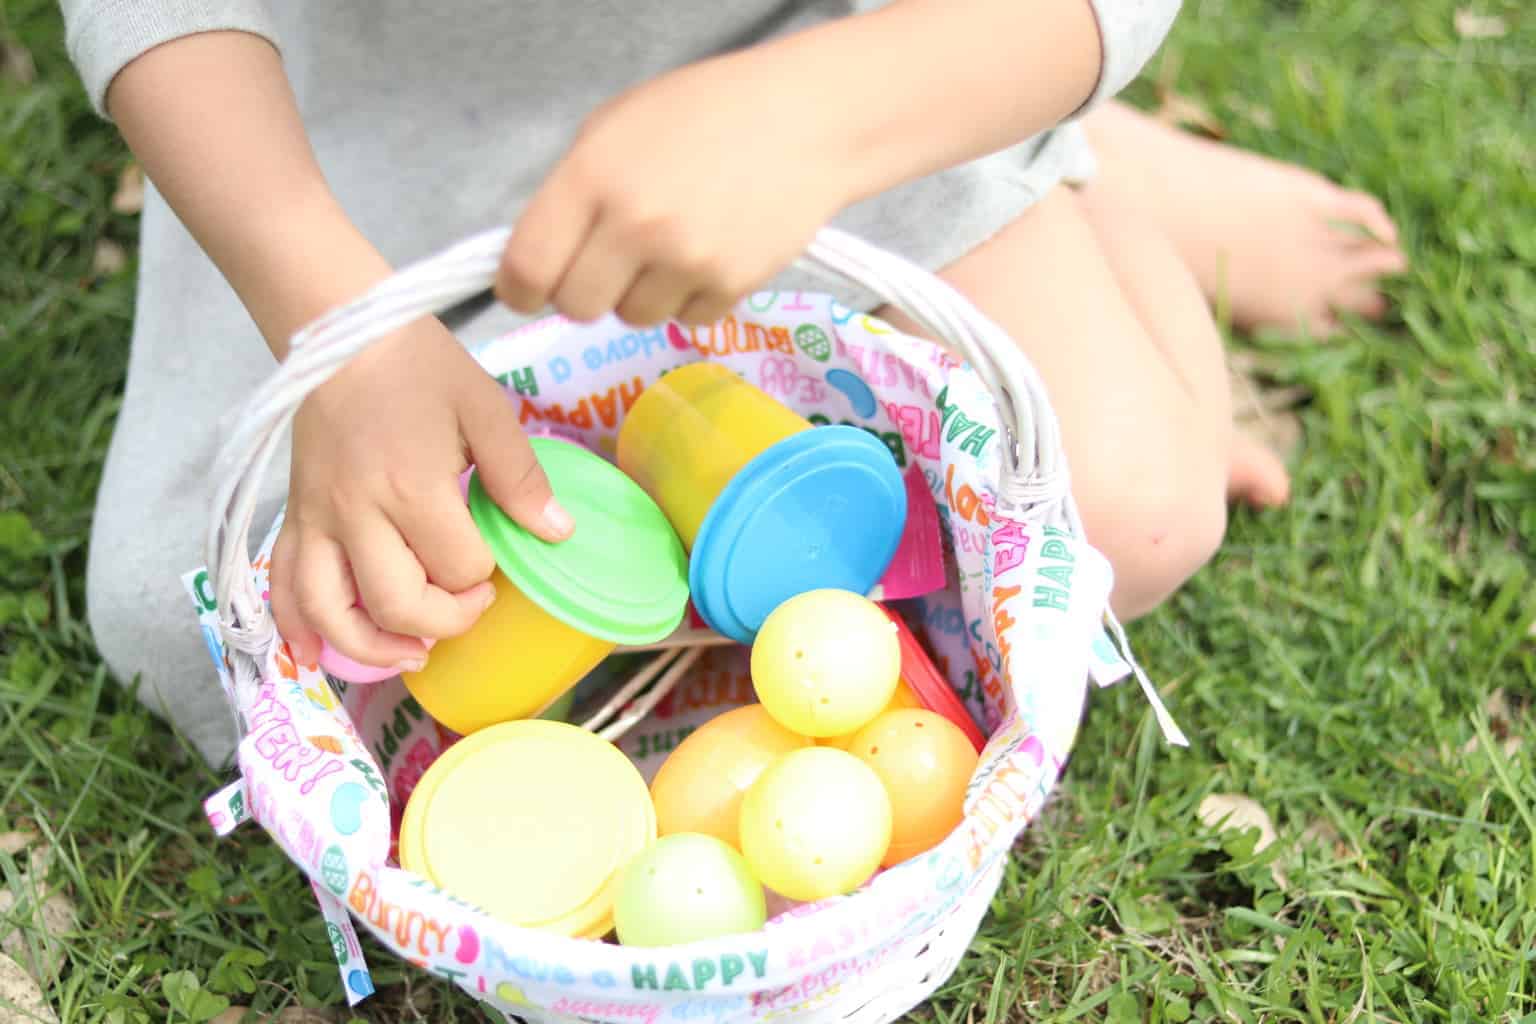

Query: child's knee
1075,443,1228,620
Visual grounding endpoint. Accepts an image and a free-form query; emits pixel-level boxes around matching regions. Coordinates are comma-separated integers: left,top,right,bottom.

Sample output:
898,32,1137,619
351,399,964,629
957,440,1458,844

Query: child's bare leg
1075,180,1292,510
1081,99,1407,335
873,188,1237,620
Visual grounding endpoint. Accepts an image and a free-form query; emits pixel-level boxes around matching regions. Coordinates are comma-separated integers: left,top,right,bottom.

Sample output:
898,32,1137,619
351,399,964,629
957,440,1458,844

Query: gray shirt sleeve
850,0,1180,119
1073,0,1183,116
59,0,280,117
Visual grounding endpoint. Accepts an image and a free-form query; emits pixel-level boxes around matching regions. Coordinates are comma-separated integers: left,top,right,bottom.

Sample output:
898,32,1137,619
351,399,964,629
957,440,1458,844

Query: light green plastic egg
614,833,767,947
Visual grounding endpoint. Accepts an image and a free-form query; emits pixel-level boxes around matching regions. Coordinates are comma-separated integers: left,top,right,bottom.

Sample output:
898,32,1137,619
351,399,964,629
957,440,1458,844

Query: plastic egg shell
738,746,891,902
614,833,767,946
848,709,979,866
750,590,900,737
650,704,811,848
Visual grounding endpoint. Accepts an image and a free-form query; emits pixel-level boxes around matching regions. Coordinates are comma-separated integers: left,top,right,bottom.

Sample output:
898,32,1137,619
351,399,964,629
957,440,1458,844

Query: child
62,0,1403,766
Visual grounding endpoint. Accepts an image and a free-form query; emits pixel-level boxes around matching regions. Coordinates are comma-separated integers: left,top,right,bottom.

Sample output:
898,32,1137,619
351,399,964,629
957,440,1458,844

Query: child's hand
268,318,573,671
496,50,858,327
494,0,1112,330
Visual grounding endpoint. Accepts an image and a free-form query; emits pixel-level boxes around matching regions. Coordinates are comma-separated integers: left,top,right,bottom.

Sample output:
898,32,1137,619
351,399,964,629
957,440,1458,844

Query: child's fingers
496,171,595,314
295,530,432,669
269,523,322,666
550,218,639,323
345,513,494,641
462,383,574,544
616,266,694,327
677,291,737,327
391,482,496,593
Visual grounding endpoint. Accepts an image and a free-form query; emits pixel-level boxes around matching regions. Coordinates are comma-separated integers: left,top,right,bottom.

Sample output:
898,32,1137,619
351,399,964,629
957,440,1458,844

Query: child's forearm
756,0,1106,207
106,31,392,359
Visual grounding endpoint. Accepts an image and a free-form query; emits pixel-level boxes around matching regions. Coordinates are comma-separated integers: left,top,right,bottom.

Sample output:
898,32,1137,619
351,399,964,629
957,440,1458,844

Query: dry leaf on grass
110,163,145,215
1,40,35,86
1454,9,1508,38
0,887,77,986
1199,794,1278,851
1199,793,1288,887
1299,818,1345,854
1461,688,1523,757
92,240,128,277
0,834,36,858
1485,688,1512,721
0,951,56,1024
1228,360,1306,461
0,837,78,985
1494,427,1519,465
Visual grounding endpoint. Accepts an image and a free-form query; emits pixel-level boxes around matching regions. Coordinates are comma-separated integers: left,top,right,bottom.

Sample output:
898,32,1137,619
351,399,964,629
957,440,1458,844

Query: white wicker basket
191,226,1183,1023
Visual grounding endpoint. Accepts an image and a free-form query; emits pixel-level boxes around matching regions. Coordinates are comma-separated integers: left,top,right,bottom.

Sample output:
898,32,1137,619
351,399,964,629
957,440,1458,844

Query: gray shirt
61,0,1179,767
62,0,1180,307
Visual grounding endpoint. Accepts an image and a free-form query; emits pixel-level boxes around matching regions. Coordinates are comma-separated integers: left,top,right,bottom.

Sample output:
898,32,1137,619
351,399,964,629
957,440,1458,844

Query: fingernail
397,657,427,674
479,584,497,610
541,497,575,538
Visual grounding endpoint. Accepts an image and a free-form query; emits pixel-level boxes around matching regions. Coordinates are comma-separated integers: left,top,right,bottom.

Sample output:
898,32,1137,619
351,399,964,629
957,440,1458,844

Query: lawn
1,0,1533,1020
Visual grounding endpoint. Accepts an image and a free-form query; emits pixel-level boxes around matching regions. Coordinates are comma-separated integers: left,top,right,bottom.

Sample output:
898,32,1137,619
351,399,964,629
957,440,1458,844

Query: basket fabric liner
187,285,1160,1023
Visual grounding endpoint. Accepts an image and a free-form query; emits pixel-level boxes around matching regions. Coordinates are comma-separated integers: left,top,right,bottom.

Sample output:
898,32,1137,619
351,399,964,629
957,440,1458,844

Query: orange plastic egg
848,709,979,867
818,676,923,750
650,704,811,849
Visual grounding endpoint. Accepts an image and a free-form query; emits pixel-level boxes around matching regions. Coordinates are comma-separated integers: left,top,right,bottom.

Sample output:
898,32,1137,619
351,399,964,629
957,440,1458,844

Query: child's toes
1332,282,1390,321
1228,432,1291,509
1330,246,1409,321
1333,188,1400,247
1373,244,1410,275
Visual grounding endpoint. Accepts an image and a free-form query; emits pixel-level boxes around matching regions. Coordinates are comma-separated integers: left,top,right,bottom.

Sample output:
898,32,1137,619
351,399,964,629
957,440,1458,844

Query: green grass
2,0,1533,1019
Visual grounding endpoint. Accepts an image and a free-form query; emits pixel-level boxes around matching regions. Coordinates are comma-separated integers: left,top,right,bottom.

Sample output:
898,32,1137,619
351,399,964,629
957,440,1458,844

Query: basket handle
205,226,1072,675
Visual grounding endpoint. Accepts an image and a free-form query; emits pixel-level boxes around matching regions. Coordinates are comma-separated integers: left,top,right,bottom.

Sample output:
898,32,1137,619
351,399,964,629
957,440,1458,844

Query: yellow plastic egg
750,590,901,738
650,705,811,849
738,747,892,902
848,709,979,867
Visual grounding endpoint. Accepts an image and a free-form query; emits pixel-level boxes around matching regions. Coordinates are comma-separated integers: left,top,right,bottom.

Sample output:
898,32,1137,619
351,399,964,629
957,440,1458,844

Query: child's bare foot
1228,431,1290,508
1082,100,1408,335
1227,357,1300,508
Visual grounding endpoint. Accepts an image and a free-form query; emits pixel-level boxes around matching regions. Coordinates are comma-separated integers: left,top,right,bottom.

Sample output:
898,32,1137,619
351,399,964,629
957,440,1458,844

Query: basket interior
327,306,1026,865
333,565,1000,869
